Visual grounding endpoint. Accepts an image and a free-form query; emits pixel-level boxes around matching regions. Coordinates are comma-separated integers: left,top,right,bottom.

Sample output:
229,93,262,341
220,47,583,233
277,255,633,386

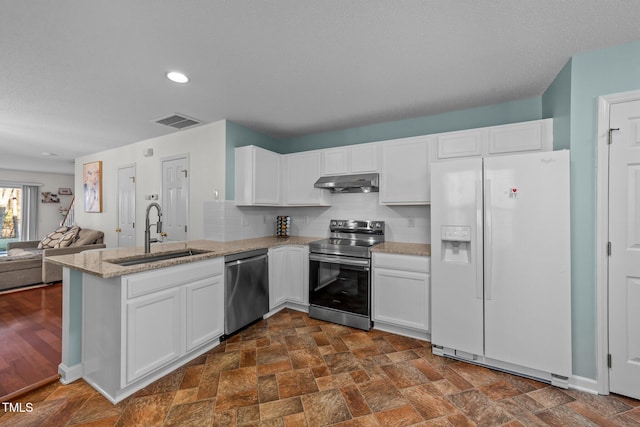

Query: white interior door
609,99,640,399
162,156,189,242
117,165,136,248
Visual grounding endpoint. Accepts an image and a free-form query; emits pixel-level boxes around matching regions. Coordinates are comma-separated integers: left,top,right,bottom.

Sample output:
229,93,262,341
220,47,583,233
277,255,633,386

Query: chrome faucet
144,202,163,253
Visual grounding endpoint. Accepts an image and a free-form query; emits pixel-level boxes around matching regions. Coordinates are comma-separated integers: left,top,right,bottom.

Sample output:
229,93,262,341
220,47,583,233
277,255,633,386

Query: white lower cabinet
268,245,309,311
185,275,224,351
372,253,430,339
126,287,182,384
82,257,224,403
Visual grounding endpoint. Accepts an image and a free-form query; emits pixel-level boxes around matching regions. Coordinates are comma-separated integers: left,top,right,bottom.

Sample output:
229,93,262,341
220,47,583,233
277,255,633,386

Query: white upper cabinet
435,119,553,161
379,136,431,205
321,143,379,175
436,129,484,160
321,148,349,175
235,145,281,206
283,151,331,206
487,119,552,155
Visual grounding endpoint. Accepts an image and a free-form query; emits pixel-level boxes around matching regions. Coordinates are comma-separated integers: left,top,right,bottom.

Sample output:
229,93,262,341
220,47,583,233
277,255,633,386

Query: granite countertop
46,236,431,279
372,242,431,257
45,236,321,279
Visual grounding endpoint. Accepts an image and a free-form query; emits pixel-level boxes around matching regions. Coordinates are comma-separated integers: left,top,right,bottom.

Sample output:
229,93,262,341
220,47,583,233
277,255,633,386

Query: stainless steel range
308,219,385,330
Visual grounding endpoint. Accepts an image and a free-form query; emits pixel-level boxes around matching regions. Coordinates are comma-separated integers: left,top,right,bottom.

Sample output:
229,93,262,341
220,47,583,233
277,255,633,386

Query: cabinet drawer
373,253,429,273
125,258,223,299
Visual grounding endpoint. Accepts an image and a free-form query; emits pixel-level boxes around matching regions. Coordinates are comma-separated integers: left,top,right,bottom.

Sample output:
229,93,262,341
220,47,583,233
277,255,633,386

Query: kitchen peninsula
45,237,319,403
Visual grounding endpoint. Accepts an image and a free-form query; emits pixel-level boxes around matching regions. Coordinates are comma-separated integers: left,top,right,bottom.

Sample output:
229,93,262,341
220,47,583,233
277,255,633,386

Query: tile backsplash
204,193,430,243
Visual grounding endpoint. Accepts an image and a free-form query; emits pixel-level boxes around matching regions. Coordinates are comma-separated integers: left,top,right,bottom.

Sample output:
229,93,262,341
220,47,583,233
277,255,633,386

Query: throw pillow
53,226,80,248
38,226,69,249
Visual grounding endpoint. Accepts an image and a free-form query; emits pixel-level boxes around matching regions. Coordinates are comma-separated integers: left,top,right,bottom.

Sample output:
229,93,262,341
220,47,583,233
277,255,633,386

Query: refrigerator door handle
485,179,493,300
476,176,484,300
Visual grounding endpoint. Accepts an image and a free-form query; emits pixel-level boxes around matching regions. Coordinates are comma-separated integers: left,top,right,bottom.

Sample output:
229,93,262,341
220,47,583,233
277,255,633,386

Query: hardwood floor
1,308,639,426
0,283,62,401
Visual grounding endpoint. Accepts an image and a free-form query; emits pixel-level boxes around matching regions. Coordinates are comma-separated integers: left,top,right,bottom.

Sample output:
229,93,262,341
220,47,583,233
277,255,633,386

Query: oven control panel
329,219,385,234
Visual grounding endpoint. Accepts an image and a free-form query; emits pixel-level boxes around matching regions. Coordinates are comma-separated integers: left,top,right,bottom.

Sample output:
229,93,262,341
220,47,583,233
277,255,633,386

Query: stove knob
337,221,343,226
375,222,382,229
331,221,337,227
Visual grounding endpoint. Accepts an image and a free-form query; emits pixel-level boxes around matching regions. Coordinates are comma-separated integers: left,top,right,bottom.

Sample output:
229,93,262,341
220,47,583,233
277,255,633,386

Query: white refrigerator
430,150,571,384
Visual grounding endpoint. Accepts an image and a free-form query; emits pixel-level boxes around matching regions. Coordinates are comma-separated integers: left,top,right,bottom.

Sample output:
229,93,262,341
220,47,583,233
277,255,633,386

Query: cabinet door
350,144,379,173
268,247,288,309
285,246,309,305
380,137,430,205
185,275,224,351
487,119,552,155
373,268,430,332
235,146,281,206
125,288,182,384
322,148,348,175
436,130,484,160
284,152,330,205
254,148,281,204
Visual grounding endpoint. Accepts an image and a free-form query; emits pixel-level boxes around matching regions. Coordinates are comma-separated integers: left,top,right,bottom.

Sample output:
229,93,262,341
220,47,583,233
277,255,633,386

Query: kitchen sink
107,249,214,266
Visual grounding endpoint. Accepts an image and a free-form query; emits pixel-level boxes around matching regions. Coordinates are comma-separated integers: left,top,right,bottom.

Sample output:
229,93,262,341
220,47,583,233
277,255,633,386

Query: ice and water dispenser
440,225,472,263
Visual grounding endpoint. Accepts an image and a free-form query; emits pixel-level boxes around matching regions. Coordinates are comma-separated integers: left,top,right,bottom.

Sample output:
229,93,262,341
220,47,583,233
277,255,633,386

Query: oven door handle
309,253,370,269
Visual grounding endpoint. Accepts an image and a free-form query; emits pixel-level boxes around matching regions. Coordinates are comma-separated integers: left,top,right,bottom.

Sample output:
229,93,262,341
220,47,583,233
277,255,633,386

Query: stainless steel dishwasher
224,248,269,338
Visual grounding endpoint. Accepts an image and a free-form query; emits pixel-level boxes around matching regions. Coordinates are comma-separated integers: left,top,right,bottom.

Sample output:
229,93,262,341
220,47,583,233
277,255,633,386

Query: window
0,186,22,252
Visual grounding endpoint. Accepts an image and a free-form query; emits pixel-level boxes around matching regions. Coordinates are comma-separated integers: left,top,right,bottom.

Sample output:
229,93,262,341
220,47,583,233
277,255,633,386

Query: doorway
597,90,640,399
117,164,136,248
161,155,189,242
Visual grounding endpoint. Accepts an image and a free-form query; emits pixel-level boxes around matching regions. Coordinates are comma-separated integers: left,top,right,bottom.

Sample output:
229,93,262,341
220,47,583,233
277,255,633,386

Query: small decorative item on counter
276,216,291,237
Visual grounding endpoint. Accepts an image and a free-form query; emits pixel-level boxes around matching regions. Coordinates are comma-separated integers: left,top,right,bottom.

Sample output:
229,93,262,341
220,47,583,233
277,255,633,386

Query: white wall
74,120,226,248
0,169,74,239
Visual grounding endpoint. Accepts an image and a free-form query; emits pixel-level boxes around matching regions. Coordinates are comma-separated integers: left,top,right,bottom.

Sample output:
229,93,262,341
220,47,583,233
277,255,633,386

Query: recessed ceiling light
166,71,189,84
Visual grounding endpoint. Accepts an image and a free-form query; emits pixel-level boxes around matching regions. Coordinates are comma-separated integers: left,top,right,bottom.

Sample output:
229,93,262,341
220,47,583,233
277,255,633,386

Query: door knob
115,228,122,233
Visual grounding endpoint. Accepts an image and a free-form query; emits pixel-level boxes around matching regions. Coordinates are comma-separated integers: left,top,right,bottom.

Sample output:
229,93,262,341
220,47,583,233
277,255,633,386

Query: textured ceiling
2,0,640,174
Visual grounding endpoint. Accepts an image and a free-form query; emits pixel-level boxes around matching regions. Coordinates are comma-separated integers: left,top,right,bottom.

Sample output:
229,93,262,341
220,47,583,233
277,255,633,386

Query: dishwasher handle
225,253,268,267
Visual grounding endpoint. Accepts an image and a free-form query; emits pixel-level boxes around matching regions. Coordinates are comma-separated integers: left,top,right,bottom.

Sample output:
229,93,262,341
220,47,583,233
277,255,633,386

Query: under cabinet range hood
314,173,379,193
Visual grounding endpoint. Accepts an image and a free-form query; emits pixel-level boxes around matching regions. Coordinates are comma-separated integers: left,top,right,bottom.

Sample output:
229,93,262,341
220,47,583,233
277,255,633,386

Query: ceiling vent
154,113,202,129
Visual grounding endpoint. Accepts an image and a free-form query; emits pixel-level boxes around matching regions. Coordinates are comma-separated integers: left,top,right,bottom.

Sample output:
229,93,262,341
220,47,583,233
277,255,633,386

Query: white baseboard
569,375,600,395
58,363,83,384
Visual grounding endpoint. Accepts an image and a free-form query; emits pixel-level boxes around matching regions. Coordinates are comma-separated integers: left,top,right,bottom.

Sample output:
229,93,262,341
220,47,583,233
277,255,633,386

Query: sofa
0,227,105,291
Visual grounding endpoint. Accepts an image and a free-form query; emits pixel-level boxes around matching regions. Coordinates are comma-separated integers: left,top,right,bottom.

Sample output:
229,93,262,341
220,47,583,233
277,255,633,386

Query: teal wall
225,121,281,200
563,39,640,379
542,59,572,150
68,269,83,367
226,98,543,200
281,97,542,153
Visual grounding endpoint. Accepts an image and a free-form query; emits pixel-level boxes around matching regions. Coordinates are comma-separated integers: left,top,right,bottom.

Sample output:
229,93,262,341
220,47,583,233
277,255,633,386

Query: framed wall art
83,160,102,213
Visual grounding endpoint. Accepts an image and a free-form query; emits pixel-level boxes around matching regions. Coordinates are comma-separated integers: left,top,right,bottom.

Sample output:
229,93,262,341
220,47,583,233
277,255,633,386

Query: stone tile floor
1,308,639,426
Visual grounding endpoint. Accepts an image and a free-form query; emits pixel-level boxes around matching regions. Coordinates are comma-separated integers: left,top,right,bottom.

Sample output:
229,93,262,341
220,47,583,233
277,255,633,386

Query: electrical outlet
241,216,249,226
407,216,416,228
